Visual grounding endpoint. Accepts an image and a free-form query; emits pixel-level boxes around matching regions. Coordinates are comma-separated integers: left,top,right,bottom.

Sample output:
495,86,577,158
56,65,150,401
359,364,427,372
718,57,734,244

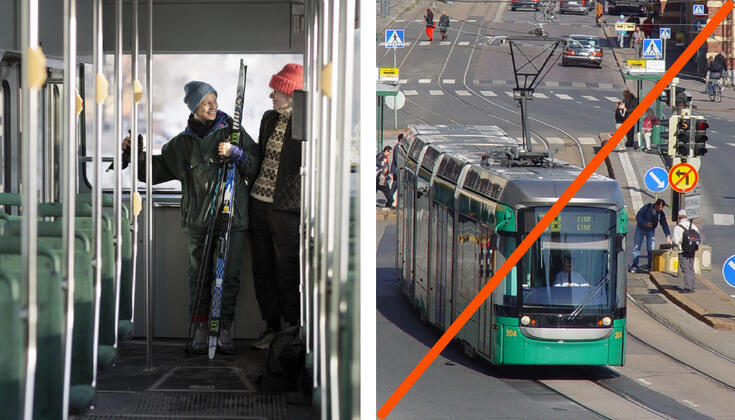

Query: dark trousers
679,254,696,290
186,229,247,321
626,125,637,147
250,199,300,325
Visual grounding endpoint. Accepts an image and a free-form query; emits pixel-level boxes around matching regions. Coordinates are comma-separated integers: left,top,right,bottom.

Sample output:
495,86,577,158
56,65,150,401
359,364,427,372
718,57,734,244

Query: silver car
561,34,603,68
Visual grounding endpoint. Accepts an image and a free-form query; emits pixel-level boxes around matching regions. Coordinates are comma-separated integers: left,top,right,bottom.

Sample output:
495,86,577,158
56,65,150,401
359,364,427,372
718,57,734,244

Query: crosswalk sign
385,29,404,48
660,27,671,40
693,4,705,15
642,38,663,58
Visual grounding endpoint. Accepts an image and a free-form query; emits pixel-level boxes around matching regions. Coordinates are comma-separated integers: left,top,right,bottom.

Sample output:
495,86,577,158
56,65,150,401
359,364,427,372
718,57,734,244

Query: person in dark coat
438,12,450,41
623,89,639,148
122,80,259,354
376,146,396,207
424,8,435,41
630,199,672,273
250,63,304,350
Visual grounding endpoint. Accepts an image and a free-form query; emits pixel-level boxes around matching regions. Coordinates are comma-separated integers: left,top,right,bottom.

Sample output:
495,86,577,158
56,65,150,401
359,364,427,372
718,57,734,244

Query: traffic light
659,117,669,151
666,115,679,156
692,118,709,157
675,117,691,157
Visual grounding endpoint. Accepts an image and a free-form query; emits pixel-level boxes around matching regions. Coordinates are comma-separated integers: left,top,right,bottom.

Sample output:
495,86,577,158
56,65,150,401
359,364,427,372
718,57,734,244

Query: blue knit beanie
183,81,217,113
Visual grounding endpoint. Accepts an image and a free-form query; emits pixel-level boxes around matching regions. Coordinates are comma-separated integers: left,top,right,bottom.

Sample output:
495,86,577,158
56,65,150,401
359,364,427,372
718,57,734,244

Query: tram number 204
506,329,517,337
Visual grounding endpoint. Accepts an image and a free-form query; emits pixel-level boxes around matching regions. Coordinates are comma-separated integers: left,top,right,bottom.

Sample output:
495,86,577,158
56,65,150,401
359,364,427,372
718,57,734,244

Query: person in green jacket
122,80,259,354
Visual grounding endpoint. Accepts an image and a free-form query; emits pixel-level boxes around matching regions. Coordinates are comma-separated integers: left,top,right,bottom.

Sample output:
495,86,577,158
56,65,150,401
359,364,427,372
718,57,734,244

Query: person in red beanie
250,63,304,349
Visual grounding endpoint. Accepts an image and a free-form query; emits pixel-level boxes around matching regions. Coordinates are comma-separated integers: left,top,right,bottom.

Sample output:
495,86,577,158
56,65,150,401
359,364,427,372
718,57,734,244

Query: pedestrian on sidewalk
630,26,645,57
376,146,396,208
640,109,658,151
595,2,605,26
673,209,700,293
438,11,450,41
641,16,653,38
424,8,435,42
616,15,626,48
630,199,673,273
623,89,639,149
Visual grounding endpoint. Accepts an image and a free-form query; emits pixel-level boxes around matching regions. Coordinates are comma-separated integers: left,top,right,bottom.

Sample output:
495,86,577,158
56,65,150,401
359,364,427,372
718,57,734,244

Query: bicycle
535,0,558,23
708,78,723,102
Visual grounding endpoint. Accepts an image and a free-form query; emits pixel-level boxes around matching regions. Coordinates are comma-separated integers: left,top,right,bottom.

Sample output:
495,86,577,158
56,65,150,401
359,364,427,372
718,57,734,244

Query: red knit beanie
269,63,303,96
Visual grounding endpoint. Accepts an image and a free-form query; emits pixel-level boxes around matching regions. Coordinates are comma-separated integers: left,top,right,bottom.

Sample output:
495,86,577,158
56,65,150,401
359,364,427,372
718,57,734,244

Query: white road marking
555,93,573,100
396,19,405,22
707,144,717,149
638,378,652,385
468,19,477,22
440,41,451,45
619,151,644,213
682,400,699,408
458,41,470,46
547,137,565,144
403,90,418,96
398,79,408,84
443,79,456,84
429,90,444,95
418,79,431,84
711,130,718,133
456,90,472,96
713,213,735,225
598,83,613,89
414,19,423,22
480,90,497,97
593,105,601,108
505,91,514,97
578,137,597,145
533,92,548,99
582,95,599,101
727,142,735,147
419,41,430,46
572,82,586,88
605,96,619,102
545,81,560,87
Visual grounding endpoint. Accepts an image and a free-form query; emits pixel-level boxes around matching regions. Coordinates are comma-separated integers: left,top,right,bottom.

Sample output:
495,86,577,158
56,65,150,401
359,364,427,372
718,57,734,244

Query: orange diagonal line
378,2,734,417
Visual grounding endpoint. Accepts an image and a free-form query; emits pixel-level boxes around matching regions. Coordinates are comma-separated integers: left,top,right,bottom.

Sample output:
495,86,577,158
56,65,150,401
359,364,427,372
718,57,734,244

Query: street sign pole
393,48,398,129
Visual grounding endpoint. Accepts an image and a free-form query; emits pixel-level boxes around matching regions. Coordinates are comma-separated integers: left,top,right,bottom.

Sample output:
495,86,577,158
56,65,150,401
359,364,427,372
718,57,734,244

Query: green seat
0,240,64,420
0,269,23,420
77,193,133,337
37,203,117,367
3,221,96,412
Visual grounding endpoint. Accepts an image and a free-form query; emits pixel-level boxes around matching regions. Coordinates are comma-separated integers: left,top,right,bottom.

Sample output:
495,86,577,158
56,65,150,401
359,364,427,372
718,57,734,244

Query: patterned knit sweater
251,107,292,202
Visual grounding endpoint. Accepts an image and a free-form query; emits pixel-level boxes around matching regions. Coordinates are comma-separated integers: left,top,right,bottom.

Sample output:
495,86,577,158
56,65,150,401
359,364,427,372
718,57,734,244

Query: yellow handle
133,80,143,104
96,73,109,104
28,46,47,89
133,191,142,216
321,62,332,99
75,92,84,115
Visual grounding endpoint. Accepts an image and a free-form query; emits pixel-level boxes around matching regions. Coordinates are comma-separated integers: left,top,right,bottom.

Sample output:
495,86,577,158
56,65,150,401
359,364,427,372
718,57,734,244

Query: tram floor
71,338,317,420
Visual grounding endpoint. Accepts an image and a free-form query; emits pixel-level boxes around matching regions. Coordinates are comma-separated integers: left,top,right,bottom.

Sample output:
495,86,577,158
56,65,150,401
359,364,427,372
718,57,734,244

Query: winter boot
218,320,236,354
192,322,208,354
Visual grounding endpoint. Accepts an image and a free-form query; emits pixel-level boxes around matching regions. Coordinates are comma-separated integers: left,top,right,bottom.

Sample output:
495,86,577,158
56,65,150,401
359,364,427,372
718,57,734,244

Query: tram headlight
520,315,531,326
601,316,612,327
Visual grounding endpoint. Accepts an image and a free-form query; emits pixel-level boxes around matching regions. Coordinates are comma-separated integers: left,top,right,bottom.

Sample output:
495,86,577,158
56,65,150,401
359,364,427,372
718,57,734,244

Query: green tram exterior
395,125,628,366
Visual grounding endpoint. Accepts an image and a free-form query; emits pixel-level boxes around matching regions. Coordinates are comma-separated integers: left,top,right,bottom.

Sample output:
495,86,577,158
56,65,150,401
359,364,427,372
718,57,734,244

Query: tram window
0,81,6,193
82,54,301,193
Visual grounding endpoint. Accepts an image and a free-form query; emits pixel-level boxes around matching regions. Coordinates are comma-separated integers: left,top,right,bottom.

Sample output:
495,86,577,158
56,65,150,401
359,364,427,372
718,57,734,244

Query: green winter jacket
140,124,259,234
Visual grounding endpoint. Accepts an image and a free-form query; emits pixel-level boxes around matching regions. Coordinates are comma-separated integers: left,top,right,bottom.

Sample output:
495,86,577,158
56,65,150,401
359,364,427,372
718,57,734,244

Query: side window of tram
457,215,477,293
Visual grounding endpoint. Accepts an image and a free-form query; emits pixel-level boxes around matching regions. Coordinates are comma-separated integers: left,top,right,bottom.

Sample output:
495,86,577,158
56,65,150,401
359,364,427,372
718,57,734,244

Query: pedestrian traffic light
675,117,691,157
692,118,709,157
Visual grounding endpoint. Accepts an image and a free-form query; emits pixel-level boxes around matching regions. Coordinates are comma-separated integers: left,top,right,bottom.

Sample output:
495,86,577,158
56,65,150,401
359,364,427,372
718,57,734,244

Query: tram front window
519,207,617,314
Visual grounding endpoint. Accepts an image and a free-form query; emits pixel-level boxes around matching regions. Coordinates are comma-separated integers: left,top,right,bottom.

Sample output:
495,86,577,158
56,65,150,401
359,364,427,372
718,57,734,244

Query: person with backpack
673,209,700,293
438,11,450,41
630,199,672,273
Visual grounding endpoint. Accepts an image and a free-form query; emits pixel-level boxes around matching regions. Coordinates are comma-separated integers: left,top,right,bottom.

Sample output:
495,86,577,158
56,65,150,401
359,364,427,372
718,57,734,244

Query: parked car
561,35,603,68
511,0,541,11
560,0,590,14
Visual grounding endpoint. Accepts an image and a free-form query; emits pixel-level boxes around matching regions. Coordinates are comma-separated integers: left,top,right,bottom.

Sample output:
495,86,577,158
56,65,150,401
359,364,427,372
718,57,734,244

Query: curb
649,271,735,330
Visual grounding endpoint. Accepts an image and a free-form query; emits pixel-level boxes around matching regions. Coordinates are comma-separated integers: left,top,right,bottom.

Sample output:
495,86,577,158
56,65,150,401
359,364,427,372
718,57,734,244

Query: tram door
454,214,480,348
478,224,494,357
413,176,430,310
401,172,416,298
431,204,453,329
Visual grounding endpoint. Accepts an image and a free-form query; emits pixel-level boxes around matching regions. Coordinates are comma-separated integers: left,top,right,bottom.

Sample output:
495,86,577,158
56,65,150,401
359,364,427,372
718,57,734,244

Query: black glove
107,132,144,172
224,117,235,140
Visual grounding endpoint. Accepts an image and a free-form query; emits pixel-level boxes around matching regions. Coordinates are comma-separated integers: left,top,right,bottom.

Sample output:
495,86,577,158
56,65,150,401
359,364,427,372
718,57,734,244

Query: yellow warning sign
379,67,399,82
669,162,698,193
627,59,646,69
615,22,636,31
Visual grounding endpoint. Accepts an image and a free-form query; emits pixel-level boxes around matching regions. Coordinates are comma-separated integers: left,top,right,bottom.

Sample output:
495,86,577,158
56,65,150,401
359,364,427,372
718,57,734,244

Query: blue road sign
660,27,671,40
385,29,405,48
693,4,705,15
642,39,663,58
723,255,735,288
644,167,669,193
693,19,706,31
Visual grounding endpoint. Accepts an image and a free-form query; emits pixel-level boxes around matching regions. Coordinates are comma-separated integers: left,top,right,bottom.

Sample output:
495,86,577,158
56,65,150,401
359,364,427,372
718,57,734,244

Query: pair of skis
186,59,246,359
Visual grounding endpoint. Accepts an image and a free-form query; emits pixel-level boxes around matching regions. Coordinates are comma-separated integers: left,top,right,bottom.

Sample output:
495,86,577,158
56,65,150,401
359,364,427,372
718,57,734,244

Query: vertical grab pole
302,0,315,352
111,0,123,354
128,0,141,337
20,0,44,418
61,0,78,417
92,0,106,387
145,0,154,370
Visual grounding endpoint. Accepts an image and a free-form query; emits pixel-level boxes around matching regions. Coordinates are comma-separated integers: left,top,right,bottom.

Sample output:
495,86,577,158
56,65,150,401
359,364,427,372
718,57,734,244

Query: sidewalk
378,0,423,34
600,24,735,112
601,32,735,359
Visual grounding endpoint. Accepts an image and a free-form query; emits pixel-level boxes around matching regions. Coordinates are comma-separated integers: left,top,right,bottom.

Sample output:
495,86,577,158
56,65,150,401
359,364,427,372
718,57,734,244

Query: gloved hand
108,131,143,172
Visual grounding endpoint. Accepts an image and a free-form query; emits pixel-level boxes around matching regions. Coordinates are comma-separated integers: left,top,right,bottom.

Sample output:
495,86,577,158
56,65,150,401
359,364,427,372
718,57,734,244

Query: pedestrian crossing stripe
605,96,619,102
403,90,418,96
429,90,444,95
419,41,430,46
555,93,573,100
443,79,456,84
505,91,514,97
642,38,662,58
578,137,597,144
480,90,497,96
456,90,471,96
533,93,548,98
547,137,565,144
418,79,431,84
458,41,470,46
440,41,451,45
582,95,599,101
398,79,408,84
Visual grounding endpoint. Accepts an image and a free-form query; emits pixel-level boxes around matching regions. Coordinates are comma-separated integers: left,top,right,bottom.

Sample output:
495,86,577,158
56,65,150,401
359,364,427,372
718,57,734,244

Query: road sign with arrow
644,167,669,193
669,162,698,193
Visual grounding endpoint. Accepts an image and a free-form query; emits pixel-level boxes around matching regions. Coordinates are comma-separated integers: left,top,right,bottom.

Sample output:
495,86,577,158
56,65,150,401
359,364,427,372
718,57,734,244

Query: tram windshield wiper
568,275,609,320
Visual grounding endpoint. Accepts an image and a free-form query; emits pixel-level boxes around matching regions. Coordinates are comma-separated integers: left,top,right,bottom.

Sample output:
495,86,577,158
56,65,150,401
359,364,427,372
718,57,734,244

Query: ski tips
208,336,217,359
